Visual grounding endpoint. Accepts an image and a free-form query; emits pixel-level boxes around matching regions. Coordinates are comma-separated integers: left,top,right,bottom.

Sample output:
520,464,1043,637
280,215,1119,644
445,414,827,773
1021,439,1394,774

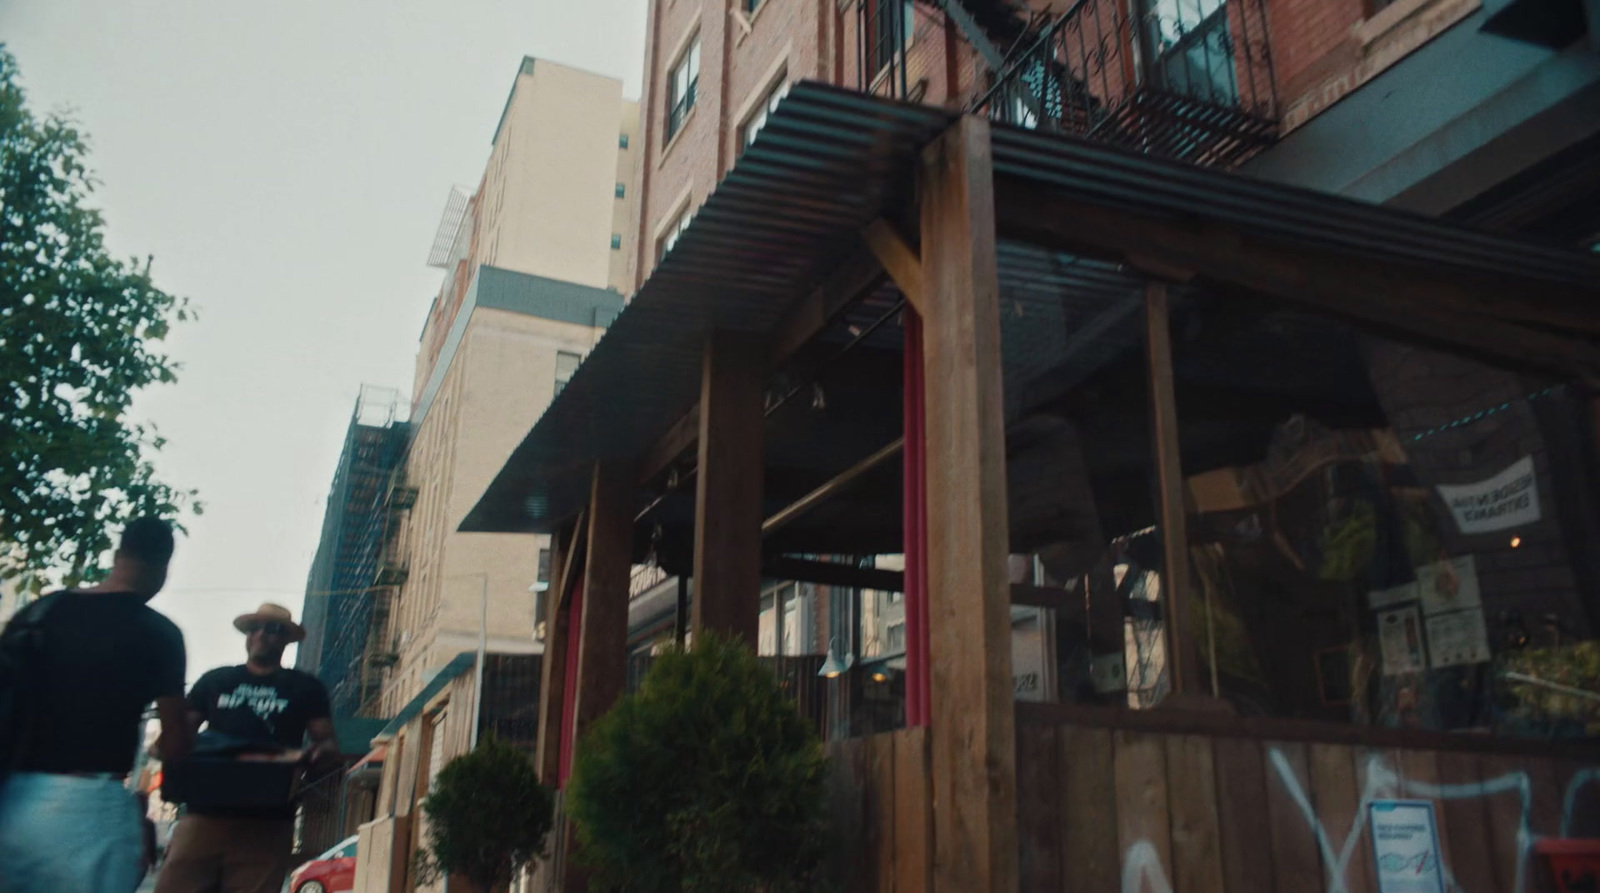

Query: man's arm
153,695,192,763
304,678,339,769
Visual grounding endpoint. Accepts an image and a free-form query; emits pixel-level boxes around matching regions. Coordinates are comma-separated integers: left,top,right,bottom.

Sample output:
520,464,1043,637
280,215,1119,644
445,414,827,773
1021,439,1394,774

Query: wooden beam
762,556,905,592
692,331,765,645
570,460,635,761
992,179,1600,380
638,249,884,489
1146,280,1203,698
638,404,699,486
768,247,887,365
919,115,1019,893
552,509,587,612
761,437,904,536
534,522,575,787
862,219,926,315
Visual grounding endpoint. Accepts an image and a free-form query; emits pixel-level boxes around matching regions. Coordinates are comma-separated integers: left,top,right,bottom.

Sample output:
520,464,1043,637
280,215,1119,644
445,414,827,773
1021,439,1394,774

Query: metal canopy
460,81,1600,537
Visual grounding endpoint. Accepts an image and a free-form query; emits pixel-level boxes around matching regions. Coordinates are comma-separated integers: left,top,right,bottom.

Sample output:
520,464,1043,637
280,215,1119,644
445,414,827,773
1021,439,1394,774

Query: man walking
155,603,338,893
0,517,192,893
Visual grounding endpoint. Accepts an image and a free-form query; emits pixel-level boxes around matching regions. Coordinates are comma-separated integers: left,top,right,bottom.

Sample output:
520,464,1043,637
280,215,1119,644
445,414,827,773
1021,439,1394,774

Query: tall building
373,57,637,729
298,386,409,715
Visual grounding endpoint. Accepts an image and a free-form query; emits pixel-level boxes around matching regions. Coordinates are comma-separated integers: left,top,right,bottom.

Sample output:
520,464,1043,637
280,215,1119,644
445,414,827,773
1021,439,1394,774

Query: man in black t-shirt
0,517,192,893
155,603,338,893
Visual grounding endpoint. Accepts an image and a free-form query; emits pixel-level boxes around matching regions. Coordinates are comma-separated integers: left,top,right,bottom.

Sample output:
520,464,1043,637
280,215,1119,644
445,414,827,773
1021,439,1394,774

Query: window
667,37,700,141
657,205,693,261
536,548,551,585
867,0,915,75
618,133,629,149
1140,0,1238,103
610,233,622,250
553,351,581,397
615,182,626,199
739,78,790,153
744,0,763,11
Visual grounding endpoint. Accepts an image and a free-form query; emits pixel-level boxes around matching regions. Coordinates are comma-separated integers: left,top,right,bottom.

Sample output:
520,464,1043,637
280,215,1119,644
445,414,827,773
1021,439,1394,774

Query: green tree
567,631,828,893
0,45,197,590
418,736,555,893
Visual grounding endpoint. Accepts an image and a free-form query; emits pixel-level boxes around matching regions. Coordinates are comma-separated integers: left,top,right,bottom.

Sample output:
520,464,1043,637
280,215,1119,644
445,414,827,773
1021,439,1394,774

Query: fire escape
858,0,1278,166
357,468,416,714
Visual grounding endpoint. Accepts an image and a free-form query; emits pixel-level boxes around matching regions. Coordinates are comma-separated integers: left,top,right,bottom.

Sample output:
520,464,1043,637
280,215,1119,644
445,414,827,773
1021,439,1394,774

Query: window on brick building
610,233,622,250
867,0,915,75
667,37,701,141
553,351,581,397
615,182,626,198
657,205,694,262
619,133,629,149
744,0,764,12
1140,0,1239,103
739,77,791,153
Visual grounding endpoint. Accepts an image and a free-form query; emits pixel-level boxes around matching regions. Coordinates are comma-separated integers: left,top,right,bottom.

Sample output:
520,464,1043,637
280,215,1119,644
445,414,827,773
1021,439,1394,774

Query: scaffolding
300,386,412,718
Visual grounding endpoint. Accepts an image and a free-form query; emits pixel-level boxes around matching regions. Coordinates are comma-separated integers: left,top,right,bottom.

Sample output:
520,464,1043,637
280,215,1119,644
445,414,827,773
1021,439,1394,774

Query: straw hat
232,603,307,642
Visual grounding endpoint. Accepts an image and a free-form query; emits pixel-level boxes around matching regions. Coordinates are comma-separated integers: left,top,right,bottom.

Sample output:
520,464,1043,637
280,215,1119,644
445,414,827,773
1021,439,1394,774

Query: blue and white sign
1369,800,1446,893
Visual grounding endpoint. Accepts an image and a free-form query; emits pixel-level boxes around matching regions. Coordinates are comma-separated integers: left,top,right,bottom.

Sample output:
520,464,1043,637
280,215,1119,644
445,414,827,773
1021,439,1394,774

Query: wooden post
1145,280,1203,698
558,461,634,893
533,525,572,787
571,460,635,749
918,115,1018,893
691,330,765,645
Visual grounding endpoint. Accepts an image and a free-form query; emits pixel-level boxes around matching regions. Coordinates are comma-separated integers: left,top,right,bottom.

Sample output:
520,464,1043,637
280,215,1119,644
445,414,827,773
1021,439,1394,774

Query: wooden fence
1014,703,1600,893
824,728,933,893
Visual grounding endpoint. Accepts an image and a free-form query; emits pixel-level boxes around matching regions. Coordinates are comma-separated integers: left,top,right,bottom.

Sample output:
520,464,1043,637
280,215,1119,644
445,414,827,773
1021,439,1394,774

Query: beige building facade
380,57,637,721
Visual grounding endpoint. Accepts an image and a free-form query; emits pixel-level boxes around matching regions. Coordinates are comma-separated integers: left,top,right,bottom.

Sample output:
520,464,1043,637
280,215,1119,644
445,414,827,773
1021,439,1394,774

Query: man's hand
306,717,341,770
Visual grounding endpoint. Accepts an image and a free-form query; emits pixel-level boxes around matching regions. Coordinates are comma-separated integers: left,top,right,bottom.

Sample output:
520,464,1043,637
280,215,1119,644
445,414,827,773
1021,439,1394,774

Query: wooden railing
1014,703,1600,893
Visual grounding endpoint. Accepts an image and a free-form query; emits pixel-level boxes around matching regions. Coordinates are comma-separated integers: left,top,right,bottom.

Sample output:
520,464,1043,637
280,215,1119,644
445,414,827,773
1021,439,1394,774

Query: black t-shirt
10,591,186,774
186,665,330,749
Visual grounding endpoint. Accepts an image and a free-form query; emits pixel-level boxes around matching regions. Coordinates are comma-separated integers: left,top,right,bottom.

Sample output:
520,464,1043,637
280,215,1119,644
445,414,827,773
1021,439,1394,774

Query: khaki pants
153,814,295,893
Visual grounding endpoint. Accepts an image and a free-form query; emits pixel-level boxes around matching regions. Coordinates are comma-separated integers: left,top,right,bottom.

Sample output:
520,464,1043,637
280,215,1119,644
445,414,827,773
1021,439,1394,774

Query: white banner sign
1436,456,1540,535
1369,800,1446,893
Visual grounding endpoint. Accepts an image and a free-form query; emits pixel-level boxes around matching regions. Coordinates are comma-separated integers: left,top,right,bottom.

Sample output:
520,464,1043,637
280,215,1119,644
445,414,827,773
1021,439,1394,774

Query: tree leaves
567,632,829,893
0,45,197,591
419,736,554,892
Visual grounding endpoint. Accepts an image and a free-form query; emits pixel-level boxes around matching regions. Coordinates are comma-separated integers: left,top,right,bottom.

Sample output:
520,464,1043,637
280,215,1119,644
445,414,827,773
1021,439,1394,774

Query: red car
285,834,358,893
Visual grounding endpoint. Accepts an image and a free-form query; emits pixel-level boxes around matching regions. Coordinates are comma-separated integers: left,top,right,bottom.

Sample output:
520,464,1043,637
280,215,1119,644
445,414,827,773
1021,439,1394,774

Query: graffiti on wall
1118,747,1600,893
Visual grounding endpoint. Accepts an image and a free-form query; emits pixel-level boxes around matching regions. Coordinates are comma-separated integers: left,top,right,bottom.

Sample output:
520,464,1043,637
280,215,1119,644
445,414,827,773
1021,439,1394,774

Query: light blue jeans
0,772,145,893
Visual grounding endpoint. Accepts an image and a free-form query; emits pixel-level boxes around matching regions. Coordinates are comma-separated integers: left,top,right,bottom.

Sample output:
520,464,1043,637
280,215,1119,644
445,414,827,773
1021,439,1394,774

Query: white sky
0,0,646,684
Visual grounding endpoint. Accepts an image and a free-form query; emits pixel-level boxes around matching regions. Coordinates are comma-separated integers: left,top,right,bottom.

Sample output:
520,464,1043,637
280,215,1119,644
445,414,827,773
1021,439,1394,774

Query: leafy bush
419,736,554,893
567,631,827,893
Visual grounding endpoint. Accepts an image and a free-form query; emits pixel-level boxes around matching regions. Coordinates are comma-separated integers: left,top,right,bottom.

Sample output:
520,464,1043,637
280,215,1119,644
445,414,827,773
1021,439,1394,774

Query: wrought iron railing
971,0,1277,166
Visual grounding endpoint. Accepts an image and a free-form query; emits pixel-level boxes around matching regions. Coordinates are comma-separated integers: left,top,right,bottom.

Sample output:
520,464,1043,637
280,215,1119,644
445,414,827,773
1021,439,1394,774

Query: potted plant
567,631,827,892
418,736,554,893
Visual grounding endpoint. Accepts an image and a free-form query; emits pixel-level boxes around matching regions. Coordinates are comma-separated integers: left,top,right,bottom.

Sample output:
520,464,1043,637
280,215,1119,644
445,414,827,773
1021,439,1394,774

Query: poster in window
1435,455,1540,534
1378,607,1425,675
1368,582,1418,611
1368,800,1445,893
1425,608,1491,669
1415,556,1480,617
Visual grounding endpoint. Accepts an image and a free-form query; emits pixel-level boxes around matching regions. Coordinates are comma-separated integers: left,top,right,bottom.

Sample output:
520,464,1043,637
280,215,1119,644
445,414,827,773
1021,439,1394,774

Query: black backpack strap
0,591,69,771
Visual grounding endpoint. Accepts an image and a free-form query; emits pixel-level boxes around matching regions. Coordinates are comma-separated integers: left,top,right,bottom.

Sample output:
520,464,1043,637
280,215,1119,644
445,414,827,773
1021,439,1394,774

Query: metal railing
971,0,1277,166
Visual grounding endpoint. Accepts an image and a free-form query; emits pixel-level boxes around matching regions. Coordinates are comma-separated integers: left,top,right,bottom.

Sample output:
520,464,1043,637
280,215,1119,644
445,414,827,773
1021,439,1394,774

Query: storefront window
1171,296,1597,738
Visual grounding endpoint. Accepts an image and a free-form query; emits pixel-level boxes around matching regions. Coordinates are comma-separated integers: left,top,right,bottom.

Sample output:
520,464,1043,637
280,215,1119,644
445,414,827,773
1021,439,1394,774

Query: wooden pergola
464,84,1600,893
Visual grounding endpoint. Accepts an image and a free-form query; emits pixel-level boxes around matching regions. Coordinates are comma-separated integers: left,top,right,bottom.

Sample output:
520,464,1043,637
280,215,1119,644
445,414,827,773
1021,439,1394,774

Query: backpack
0,592,66,778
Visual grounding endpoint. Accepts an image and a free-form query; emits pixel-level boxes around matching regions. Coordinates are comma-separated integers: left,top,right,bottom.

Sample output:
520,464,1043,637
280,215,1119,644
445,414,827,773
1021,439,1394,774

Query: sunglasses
249,622,291,637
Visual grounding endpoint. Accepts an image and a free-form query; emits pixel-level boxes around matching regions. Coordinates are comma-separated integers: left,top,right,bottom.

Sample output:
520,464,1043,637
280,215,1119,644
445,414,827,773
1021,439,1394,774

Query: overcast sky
1,0,646,682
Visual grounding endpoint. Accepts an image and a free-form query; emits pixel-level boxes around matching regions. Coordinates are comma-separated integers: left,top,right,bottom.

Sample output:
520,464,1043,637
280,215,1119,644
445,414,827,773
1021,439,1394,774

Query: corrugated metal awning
460,82,1600,536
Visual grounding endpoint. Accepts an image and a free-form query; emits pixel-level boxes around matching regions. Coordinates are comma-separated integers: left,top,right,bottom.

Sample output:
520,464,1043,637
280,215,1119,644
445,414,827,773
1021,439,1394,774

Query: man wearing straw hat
155,603,338,893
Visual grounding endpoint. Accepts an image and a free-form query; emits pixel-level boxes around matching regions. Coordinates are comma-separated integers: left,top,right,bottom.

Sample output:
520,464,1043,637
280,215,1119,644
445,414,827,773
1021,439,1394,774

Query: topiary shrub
567,631,828,893
418,735,554,893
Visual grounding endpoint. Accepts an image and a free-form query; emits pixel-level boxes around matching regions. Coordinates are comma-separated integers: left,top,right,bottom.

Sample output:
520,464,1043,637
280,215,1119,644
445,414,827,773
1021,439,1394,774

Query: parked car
285,834,358,893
